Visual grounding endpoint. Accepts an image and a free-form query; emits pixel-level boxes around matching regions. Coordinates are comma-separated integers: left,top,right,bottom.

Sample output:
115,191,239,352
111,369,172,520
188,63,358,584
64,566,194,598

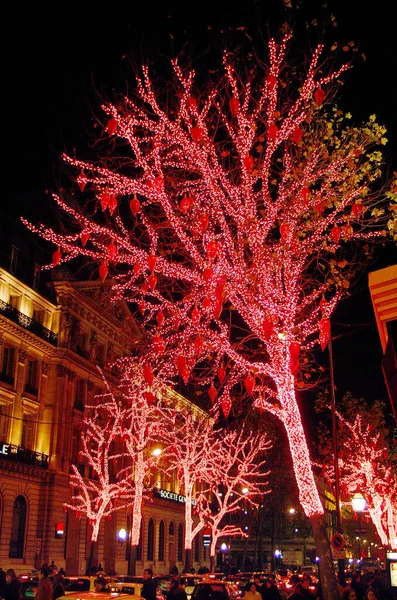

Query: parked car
1,565,39,579
111,576,165,600
20,580,39,600
191,581,236,600
62,576,120,593
57,592,138,600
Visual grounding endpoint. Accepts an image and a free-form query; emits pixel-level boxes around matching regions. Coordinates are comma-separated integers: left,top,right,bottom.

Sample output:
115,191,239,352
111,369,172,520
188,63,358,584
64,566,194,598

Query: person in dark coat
141,569,157,600
262,578,282,600
4,569,22,600
52,573,65,600
166,579,187,600
0,569,7,599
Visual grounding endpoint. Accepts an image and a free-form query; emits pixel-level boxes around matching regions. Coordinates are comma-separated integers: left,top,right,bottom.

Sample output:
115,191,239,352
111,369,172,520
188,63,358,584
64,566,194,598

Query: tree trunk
310,514,340,600
185,548,192,573
128,545,137,575
210,554,215,572
86,539,97,575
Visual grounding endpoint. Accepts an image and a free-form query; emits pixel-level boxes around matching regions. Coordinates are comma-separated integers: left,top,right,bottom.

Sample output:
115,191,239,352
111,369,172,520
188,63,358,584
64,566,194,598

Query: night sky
4,0,397,421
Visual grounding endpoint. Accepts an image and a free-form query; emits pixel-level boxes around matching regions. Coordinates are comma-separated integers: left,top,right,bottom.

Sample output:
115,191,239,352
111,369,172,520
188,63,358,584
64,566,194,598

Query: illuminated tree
196,426,271,571
24,31,396,600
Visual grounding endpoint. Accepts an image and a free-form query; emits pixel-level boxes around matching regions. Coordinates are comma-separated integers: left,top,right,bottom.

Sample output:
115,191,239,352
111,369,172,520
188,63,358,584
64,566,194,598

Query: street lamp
351,493,366,513
117,528,128,544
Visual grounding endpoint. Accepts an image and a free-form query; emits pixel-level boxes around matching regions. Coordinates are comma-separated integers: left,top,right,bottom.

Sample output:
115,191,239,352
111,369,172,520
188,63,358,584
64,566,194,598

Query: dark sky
4,0,397,413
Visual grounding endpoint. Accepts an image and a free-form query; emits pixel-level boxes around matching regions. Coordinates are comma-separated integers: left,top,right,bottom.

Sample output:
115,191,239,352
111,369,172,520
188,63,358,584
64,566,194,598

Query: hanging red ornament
262,317,274,340
175,355,187,376
156,311,165,327
154,176,164,191
341,224,353,238
191,126,203,142
352,203,363,219
180,195,194,214
315,201,325,214
229,97,239,117
143,391,156,406
182,369,190,385
301,187,310,203
107,241,117,261
81,232,90,247
244,373,255,396
191,306,201,325
206,240,218,261
108,195,118,216
243,155,254,172
221,394,232,419
198,213,209,234
314,88,326,107
213,300,223,319
217,366,226,384
217,274,227,291
187,97,197,110
138,300,145,314
194,335,204,355
319,318,331,351
267,74,277,88
143,364,154,386
147,273,158,291
147,254,157,272
99,263,108,282
52,248,62,266
267,123,278,141
141,281,149,293
291,127,303,144
106,117,118,135
332,225,341,244
133,261,142,276
130,196,140,217
203,267,213,282
203,296,211,309
152,335,165,355
280,223,291,241
77,173,88,192
208,384,217,404
99,191,110,212
290,341,301,363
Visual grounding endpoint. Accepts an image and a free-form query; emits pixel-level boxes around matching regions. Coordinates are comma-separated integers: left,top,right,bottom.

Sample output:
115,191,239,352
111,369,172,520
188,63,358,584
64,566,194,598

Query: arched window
9,495,27,558
158,520,165,561
147,518,154,562
194,533,200,562
169,522,174,537
177,523,183,562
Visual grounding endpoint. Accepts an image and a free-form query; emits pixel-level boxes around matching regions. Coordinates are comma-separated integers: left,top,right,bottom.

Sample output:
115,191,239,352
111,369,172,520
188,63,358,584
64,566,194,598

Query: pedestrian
4,569,22,600
342,589,357,600
244,582,262,600
300,576,317,600
94,577,107,592
166,579,187,600
363,588,379,600
36,568,53,600
141,569,157,600
0,569,7,599
262,578,282,600
287,581,304,600
52,574,65,600
253,576,265,600
350,572,365,600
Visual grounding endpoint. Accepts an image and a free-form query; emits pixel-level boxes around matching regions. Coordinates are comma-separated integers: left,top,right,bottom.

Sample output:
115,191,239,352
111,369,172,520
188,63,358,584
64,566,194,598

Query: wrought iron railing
0,441,49,469
0,299,57,346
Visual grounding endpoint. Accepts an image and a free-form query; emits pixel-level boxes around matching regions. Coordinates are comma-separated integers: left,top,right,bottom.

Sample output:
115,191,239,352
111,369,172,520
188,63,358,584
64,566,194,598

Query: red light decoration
130,195,140,216
99,263,108,282
208,384,217,404
52,248,62,266
24,33,392,526
244,373,255,396
332,224,341,244
107,117,118,135
81,232,90,247
229,97,239,117
147,254,157,272
217,366,226,384
319,318,331,351
314,88,326,106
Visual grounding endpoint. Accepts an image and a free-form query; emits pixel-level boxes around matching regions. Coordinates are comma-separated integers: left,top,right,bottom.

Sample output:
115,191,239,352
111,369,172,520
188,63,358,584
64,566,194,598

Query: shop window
147,518,154,562
9,495,27,558
158,520,165,561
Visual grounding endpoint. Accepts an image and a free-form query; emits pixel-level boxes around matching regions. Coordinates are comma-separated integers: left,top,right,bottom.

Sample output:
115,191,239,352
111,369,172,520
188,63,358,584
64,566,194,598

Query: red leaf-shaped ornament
352,203,363,219
262,317,274,340
319,318,331,351
187,97,197,110
154,176,164,191
208,384,217,404
107,241,117,261
152,335,165,355
147,254,157,272
198,213,209,234
221,394,232,419
267,74,277,88
332,225,341,244
217,367,226,384
77,173,88,192
99,191,110,212
206,240,218,261
108,195,118,216
229,97,239,117
99,263,108,282
213,300,222,319
243,155,254,172
191,126,203,142
143,391,156,406
130,196,140,217
175,355,187,376
191,306,200,325
156,311,165,327
290,341,301,363
180,195,194,214
268,123,278,141
314,88,326,107
81,232,90,247
315,201,325,214
194,335,204,355
133,262,142,276
203,267,213,282
244,373,255,396
107,117,118,135
291,127,302,144
52,248,62,266
301,187,310,203
147,274,157,291
182,369,190,385
280,223,291,241
138,300,145,315
143,364,154,386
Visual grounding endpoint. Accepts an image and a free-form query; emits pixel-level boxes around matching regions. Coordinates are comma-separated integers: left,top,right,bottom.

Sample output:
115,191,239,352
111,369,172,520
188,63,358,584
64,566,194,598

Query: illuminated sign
157,489,196,505
0,443,9,455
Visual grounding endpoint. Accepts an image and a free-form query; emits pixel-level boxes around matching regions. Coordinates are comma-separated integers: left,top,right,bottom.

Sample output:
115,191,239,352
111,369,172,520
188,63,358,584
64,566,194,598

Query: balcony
0,299,57,346
0,441,49,469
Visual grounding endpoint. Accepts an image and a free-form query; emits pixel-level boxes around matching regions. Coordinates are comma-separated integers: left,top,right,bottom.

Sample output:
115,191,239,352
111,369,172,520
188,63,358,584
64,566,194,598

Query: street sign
331,533,345,551
332,549,346,560
354,528,367,533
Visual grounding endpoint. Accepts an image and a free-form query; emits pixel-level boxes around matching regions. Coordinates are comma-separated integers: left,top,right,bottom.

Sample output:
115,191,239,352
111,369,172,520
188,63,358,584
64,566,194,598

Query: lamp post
351,493,367,563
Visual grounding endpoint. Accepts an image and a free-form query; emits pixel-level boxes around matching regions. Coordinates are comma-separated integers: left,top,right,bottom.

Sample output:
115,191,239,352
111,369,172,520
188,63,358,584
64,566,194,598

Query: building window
9,295,20,310
25,359,38,395
21,414,36,449
9,495,27,558
147,518,154,562
32,308,44,325
74,379,86,411
177,524,183,563
169,522,174,537
10,246,19,274
194,534,200,562
71,426,83,470
1,346,16,385
0,405,10,441
158,520,165,561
